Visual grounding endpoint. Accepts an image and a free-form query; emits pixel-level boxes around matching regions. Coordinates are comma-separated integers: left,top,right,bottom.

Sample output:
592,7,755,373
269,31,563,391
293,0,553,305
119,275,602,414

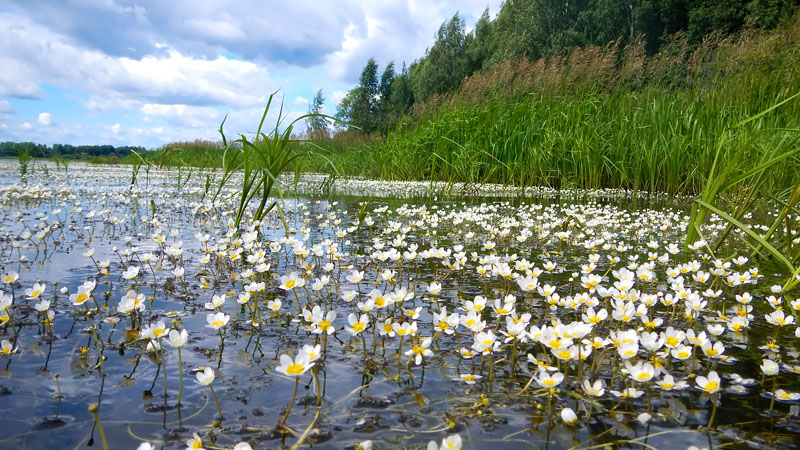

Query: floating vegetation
0,160,799,449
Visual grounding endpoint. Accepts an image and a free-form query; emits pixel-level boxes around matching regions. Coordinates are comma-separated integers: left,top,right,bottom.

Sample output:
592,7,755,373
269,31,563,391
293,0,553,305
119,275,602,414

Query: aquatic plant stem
706,393,718,429
278,376,300,430
176,346,184,425
89,404,108,450
208,384,223,422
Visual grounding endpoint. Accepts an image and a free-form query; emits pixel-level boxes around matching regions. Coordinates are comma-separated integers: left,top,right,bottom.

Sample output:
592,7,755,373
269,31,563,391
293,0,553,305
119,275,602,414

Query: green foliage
306,89,329,139
0,142,141,159
349,58,380,133
223,91,337,228
408,14,471,101
17,146,32,182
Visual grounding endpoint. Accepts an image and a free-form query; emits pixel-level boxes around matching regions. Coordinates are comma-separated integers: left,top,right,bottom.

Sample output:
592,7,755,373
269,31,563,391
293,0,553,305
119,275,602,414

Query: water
0,160,798,449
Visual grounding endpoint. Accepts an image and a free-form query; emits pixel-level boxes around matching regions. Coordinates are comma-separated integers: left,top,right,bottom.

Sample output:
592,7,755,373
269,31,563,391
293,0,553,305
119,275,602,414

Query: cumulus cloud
141,103,222,128
0,99,14,113
8,0,357,66
292,96,309,106
0,99,13,120
0,13,275,108
38,112,52,125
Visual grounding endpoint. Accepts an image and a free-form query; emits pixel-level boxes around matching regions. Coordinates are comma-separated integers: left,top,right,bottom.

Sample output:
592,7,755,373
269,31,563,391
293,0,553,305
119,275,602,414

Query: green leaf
695,199,795,273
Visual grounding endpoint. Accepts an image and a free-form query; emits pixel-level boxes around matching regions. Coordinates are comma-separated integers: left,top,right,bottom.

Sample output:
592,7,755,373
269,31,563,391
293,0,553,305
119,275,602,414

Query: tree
306,89,329,139
466,8,498,72
334,88,358,133
377,62,396,132
390,63,414,116
409,14,471,101
349,58,380,133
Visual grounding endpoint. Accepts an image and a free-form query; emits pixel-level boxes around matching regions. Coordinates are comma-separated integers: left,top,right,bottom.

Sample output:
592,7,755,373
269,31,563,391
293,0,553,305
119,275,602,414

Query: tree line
325,0,800,136
0,141,143,159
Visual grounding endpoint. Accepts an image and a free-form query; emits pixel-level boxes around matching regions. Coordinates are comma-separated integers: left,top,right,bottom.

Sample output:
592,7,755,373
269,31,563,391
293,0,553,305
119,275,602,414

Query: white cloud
0,13,275,108
20,122,32,130
141,103,221,128
38,112,52,125
0,99,13,120
330,90,347,106
111,123,121,134
292,96,309,106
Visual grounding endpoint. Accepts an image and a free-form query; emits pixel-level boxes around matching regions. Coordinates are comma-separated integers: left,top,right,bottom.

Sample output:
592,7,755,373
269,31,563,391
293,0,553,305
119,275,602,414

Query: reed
219,91,337,228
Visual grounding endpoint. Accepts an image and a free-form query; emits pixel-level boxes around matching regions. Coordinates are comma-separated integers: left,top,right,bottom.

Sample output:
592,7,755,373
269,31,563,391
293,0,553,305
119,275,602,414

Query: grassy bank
306,16,800,196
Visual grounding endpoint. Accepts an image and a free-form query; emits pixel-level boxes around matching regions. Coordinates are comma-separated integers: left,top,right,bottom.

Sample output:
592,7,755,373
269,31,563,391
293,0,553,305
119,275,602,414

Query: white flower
427,434,462,450
536,370,564,389
404,337,433,365
760,358,779,376
122,266,139,280
276,352,315,376
561,407,578,425
696,371,721,394
168,329,188,348
195,367,215,385
206,312,230,330
279,272,305,290
204,294,226,310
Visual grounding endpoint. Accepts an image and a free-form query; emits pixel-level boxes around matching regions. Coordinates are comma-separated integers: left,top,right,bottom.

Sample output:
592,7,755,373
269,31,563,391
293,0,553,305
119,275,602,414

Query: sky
0,0,502,149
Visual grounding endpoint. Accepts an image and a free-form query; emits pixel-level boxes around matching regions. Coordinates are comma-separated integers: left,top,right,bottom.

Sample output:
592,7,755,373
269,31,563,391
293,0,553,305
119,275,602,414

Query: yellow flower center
285,279,296,289
287,363,305,375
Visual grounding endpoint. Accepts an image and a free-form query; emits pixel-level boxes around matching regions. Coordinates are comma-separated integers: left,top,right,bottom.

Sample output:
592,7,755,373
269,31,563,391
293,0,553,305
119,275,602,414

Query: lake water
0,160,798,449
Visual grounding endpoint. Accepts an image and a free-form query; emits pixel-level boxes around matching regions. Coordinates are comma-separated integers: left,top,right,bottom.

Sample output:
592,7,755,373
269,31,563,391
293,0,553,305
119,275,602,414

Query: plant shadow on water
0,160,799,449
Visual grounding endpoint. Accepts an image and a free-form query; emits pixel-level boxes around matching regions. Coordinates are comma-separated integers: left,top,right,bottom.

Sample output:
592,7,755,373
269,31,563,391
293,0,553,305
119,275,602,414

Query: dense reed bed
307,16,800,197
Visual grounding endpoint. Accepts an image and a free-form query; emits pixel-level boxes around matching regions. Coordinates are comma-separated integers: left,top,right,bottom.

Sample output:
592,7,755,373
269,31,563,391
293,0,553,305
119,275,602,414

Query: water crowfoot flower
168,329,189,414
427,434,462,450
1,339,17,355
404,337,433,365
275,348,316,431
561,407,578,425
206,312,230,330
195,367,222,421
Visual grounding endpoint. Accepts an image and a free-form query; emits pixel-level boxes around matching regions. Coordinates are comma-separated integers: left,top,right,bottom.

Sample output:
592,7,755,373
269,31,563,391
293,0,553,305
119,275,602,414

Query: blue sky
0,0,501,149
